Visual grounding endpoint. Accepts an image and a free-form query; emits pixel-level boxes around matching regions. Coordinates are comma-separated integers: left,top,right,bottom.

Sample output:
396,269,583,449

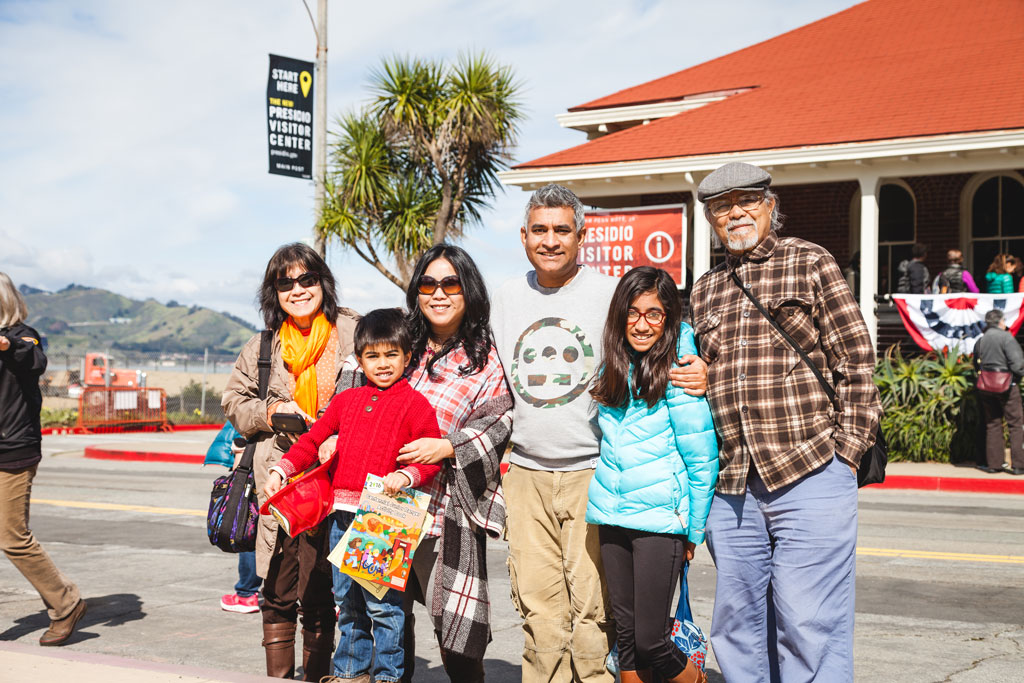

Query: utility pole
312,0,328,256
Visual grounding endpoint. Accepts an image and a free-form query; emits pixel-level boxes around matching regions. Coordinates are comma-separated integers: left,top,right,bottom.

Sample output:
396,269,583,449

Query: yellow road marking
31,498,205,517
25,499,1024,565
857,547,1024,565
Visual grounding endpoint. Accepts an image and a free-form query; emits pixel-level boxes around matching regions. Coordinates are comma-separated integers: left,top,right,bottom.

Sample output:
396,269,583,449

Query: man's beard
724,221,761,253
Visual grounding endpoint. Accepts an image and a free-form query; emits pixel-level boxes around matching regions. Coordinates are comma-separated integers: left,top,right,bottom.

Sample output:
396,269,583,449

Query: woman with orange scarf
223,243,359,680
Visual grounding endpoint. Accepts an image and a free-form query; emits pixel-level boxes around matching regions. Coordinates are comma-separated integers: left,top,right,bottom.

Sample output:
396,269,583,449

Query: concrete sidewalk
0,641,275,683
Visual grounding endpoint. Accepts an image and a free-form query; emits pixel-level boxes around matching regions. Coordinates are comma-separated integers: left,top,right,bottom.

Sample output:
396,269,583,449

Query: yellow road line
857,547,1024,565
26,499,1024,566
31,498,205,517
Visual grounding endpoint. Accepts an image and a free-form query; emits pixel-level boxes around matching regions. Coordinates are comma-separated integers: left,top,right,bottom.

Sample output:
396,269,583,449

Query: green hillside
21,284,257,356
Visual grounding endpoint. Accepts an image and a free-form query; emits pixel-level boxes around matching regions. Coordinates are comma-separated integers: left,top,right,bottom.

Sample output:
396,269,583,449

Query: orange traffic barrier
76,386,171,433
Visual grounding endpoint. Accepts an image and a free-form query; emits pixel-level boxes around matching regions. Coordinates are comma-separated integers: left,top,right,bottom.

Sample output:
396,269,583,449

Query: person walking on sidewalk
689,163,882,682
223,243,359,680
0,272,88,646
973,309,1024,475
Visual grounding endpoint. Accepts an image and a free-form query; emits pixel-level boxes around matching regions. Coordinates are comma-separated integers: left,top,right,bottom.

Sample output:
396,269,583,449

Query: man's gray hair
706,188,785,249
523,184,585,232
985,309,1005,329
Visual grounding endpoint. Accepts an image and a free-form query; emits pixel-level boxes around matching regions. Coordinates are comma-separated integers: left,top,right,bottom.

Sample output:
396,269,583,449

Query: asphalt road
1,439,1023,682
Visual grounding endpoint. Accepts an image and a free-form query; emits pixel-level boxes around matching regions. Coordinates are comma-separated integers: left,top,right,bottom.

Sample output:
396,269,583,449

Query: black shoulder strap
728,270,838,404
256,329,273,401
238,329,274,472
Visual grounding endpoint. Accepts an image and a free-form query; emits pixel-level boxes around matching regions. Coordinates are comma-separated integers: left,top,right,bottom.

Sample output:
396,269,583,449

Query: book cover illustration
328,474,430,592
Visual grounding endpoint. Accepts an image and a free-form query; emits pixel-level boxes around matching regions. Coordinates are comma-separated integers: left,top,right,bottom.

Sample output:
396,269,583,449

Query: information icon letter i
300,71,312,98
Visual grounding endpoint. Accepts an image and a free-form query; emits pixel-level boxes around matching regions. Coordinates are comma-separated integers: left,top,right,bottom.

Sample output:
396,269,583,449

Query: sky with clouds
0,0,861,326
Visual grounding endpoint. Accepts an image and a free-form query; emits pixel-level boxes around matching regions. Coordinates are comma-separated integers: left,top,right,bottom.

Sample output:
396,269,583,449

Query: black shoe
1006,467,1024,476
976,466,1004,473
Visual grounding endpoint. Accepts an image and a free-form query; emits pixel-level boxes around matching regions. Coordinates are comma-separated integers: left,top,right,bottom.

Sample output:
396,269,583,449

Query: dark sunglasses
274,271,321,292
417,275,463,296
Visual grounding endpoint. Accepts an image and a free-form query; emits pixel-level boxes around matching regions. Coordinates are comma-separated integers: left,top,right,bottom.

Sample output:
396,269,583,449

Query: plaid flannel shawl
689,232,881,494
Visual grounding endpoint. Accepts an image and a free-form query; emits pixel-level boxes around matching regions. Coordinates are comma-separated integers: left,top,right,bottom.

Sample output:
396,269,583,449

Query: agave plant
874,344,983,463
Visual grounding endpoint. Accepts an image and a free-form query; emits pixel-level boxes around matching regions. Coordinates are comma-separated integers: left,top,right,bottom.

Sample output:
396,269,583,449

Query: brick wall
773,181,859,266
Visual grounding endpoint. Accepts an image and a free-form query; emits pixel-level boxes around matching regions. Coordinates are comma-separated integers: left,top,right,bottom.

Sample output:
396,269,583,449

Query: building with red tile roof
500,0,1024,345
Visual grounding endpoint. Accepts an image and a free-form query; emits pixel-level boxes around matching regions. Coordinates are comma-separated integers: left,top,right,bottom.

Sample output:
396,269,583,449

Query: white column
692,199,712,283
858,175,880,347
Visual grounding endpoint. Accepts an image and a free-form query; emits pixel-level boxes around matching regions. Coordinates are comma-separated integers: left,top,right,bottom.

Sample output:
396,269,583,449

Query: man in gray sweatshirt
492,184,707,682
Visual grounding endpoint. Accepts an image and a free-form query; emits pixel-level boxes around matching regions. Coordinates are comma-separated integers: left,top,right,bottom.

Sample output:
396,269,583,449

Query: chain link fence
41,351,238,427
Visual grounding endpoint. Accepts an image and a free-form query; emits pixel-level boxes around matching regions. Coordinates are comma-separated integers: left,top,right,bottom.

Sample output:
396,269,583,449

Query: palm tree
319,52,523,289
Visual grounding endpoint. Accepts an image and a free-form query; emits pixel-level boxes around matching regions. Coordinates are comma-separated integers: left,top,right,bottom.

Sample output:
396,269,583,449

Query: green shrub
40,407,78,427
874,345,983,463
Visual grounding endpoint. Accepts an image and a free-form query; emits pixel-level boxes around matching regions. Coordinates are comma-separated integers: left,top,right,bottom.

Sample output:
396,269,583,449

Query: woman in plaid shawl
335,244,510,682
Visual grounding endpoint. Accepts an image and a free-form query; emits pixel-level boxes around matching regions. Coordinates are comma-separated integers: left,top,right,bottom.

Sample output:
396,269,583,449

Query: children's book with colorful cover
327,474,430,592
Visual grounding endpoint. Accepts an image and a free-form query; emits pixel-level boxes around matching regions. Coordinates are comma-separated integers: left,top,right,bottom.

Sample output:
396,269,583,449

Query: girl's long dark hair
591,267,681,409
258,243,340,330
406,244,493,377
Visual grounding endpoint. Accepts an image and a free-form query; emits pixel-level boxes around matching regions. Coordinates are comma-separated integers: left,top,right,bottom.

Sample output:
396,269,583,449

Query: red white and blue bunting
892,294,1024,354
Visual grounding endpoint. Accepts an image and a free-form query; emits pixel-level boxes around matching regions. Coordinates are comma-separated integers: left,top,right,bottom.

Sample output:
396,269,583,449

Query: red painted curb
42,424,221,435
874,474,1024,495
83,446,205,464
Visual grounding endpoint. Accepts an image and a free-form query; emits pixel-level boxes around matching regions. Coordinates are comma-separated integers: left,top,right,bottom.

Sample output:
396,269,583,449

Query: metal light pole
310,0,329,256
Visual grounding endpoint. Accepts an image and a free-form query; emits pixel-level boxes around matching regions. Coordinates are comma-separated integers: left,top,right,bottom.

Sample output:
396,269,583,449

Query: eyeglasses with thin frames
706,192,766,217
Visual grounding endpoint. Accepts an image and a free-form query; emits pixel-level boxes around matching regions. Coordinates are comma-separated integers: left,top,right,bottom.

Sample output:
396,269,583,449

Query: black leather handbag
729,272,887,487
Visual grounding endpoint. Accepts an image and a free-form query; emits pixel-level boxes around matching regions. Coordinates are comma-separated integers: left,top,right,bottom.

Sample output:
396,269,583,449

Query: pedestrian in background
973,309,1024,475
204,422,263,614
897,243,930,293
0,272,88,646
935,249,979,293
985,254,1015,293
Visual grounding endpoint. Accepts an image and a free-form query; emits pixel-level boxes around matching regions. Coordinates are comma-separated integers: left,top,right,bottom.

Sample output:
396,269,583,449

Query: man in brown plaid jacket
689,162,882,682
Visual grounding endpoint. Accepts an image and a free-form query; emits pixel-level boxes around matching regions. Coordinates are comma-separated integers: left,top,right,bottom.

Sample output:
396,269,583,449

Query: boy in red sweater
265,308,440,683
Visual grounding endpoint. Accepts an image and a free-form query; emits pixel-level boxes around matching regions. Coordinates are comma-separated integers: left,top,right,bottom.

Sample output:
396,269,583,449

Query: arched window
876,183,915,293
969,175,1024,287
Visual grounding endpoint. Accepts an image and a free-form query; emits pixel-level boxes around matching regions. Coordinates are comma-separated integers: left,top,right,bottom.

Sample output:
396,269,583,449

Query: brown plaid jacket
689,231,881,495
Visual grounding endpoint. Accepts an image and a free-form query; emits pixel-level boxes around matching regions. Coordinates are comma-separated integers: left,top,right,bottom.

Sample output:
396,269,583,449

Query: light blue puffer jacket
586,324,719,543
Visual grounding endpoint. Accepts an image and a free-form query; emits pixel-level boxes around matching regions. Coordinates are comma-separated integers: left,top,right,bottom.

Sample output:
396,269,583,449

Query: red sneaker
220,593,259,614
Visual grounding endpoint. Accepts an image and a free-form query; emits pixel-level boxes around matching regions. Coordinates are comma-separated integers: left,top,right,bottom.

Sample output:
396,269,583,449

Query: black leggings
599,524,689,677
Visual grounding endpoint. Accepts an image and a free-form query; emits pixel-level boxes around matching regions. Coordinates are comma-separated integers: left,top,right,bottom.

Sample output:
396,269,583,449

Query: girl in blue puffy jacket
588,266,718,683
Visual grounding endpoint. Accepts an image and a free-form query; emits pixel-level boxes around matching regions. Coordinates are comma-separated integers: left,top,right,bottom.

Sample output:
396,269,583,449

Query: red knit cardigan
279,378,441,508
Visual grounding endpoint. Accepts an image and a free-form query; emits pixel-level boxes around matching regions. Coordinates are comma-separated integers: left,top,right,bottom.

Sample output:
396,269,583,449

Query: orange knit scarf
280,313,331,417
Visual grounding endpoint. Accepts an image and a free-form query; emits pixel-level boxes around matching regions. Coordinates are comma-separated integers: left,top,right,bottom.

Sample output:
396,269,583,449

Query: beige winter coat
221,309,359,577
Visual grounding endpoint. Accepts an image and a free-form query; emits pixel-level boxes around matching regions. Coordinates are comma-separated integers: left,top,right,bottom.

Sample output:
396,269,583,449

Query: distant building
500,0,1024,344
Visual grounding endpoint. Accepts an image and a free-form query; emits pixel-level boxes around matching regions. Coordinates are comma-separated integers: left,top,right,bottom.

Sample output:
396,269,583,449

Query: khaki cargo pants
504,464,614,683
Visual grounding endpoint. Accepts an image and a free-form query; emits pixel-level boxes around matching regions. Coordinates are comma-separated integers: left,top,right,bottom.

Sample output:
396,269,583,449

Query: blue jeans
234,551,261,598
705,456,858,683
328,511,405,682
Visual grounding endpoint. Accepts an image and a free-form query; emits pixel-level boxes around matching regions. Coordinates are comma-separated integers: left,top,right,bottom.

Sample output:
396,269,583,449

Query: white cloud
0,0,860,327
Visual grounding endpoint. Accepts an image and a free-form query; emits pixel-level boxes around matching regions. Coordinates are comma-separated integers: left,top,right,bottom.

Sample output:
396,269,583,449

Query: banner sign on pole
267,54,314,179
892,293,1024,353
581,205,688,284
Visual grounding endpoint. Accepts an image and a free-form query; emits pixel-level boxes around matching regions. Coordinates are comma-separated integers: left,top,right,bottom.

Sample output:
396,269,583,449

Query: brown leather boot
665,659,707,683
262,621,296,679
301,627,335,682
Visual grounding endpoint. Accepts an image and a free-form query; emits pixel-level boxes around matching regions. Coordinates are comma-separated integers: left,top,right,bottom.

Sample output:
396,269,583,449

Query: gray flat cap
697,162,772,202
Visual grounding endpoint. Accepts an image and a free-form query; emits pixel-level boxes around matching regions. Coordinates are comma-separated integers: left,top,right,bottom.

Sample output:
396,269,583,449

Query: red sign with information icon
580,205,687,284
